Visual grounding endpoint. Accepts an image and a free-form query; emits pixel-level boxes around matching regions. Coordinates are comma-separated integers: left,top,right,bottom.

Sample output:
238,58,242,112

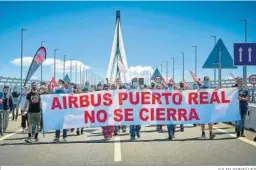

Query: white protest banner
41,88,240,131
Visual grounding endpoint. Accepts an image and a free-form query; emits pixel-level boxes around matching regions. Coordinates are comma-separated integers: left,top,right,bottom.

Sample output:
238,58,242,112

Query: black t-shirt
26,92,41,113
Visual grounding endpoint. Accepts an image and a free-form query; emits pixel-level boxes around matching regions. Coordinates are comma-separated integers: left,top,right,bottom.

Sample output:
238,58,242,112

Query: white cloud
11,56,33,66
127,66,153,84
11,57,90,73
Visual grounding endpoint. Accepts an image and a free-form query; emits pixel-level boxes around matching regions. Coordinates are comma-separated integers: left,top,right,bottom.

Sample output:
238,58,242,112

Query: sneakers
210,132,216,140
113,132,118,136
0,131,3,136
130,137,136,141
235,127,238,133
181,128,184,132
35,137,39,142
236,131,240,138
201,131,206,138
76,130,80,136
63,137,67,142
241,133,246,137
81,129,84,135
254,137,256,142
25,137,33,144
168,136,173,140
53,138,60,143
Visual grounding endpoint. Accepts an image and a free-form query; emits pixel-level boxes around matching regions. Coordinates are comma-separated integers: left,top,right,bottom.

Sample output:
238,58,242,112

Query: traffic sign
203,39,237,69
234,43,256,66
151,68,165,84
154,76,162,83
249,74,256,85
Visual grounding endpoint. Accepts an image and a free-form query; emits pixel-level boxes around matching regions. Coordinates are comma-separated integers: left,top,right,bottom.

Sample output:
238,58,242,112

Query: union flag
49,77,57,90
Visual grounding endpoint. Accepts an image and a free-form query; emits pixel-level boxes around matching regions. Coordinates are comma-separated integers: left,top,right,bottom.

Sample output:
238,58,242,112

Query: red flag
183,79,189,89
190,71,202,85
229,72,237,80
49,77,57,90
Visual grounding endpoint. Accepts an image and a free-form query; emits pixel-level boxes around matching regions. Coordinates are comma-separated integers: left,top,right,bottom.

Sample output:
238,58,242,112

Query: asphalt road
0,117,256,166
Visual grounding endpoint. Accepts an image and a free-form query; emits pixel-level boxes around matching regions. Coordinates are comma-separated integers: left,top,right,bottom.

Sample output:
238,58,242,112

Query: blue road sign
234,43,256,66
203,39,237,69
150,68,163,83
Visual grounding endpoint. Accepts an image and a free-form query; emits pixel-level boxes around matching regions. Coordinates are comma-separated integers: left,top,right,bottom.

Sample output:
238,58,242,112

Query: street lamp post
63,55,66,78
241,19,247,85
182,52,184,81
40,41,46,83
70,59,73,82
170,57,175,82
86,68,88,82
54,49,58,79
80,65,82,85
192,46,197,76
75,62,78,84
210,36,217,85
21,28,26,88
166,61,168,81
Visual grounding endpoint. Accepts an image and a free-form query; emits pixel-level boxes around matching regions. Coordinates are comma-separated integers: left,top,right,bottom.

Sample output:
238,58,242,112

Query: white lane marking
114,136,122,162
215,128,256,147
0,128,23,142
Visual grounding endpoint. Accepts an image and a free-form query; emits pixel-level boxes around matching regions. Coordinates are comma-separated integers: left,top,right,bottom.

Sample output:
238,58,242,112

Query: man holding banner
53,79,70,143
198,76,216,140
236,78,250,138
129,78,141,140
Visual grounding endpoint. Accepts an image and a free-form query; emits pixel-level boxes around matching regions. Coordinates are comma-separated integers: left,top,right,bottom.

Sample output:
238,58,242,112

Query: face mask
32,87,37,91
4,89,8,93
133,82,138,87
239,85,243,89
204,81,209,86
84,84,89,89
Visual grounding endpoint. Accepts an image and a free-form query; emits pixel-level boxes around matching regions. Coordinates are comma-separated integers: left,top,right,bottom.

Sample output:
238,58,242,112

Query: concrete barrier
245,103,256,131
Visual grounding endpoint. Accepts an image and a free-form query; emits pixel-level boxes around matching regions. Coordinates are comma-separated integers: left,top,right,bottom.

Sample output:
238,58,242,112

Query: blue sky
0,1,255,84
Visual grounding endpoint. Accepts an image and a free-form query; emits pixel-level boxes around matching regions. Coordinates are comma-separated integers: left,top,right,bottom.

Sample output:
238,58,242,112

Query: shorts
28,112,41,125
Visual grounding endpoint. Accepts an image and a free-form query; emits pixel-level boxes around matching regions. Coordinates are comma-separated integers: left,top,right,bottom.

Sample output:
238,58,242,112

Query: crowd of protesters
0,75,255,143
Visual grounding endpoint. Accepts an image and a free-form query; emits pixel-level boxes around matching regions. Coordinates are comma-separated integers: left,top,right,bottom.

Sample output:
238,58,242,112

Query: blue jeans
55,129,67,138
167,124,176,137
236,111,247,133
32,124,36,133
12,104,18,120
130,125,141,138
